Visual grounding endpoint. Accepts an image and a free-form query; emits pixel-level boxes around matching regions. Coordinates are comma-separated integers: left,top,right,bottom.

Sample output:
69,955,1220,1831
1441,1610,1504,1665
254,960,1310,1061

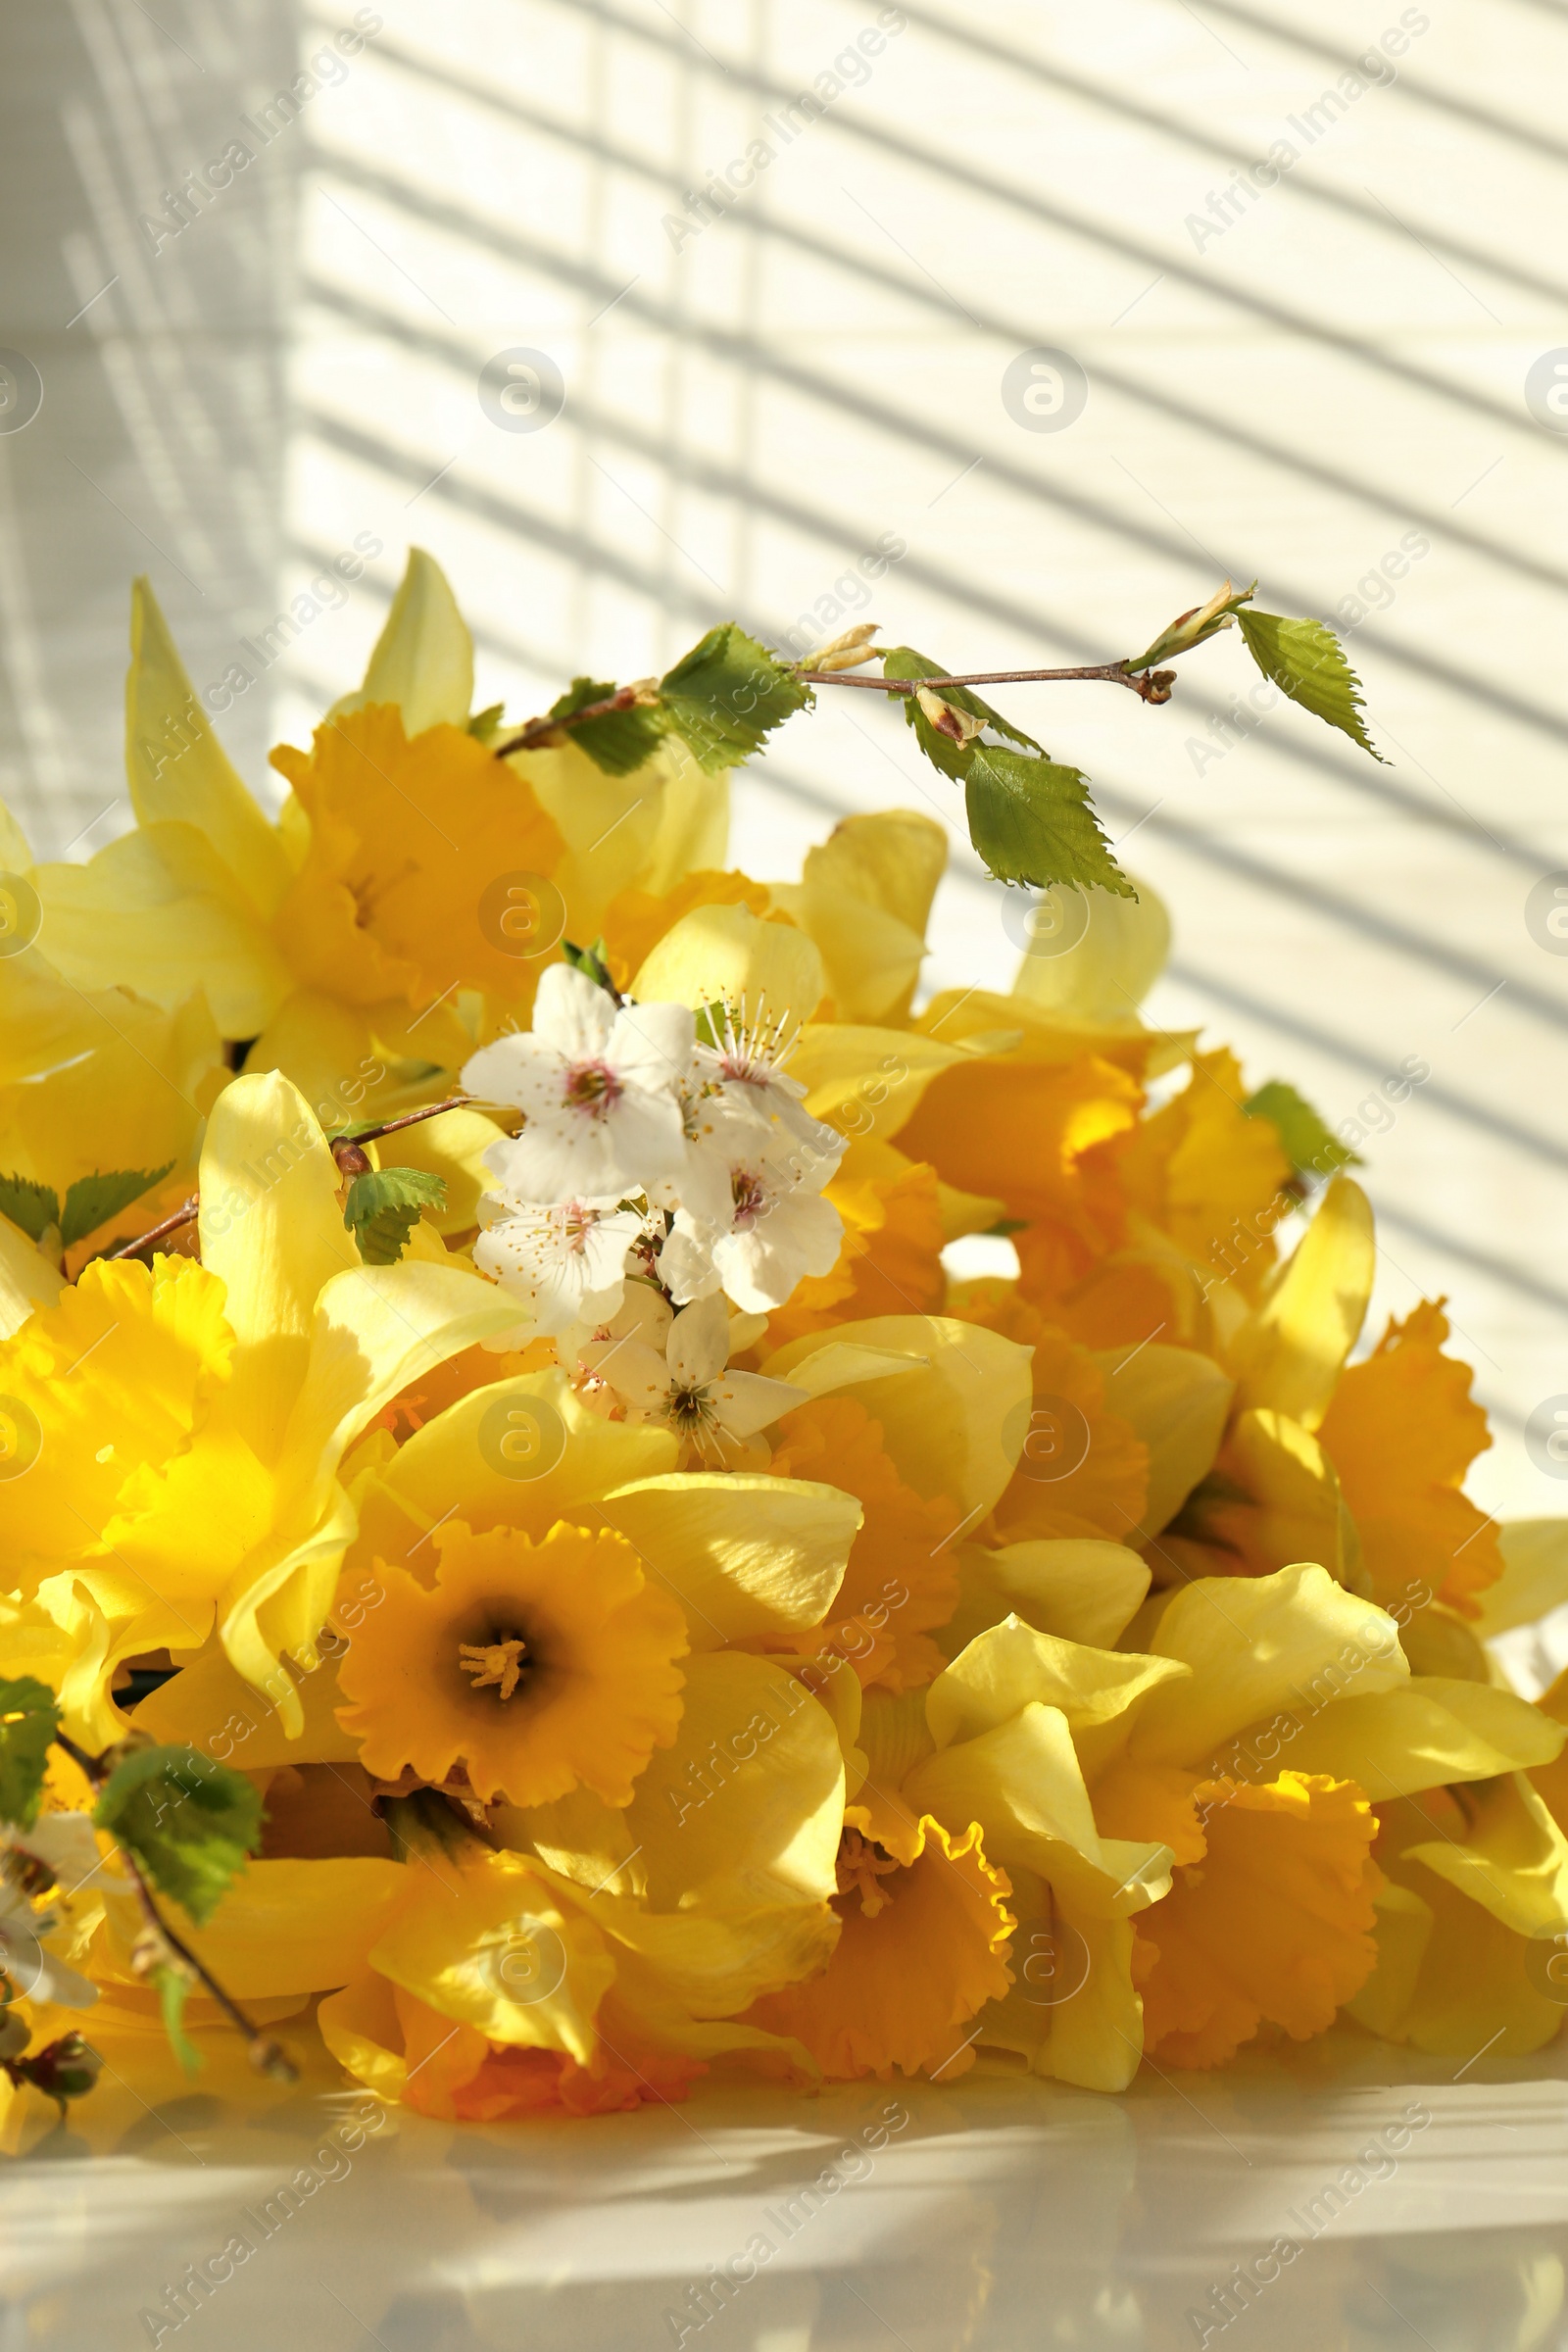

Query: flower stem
104,1197,199,1260
795,662,1177,705
52,1731,296,2082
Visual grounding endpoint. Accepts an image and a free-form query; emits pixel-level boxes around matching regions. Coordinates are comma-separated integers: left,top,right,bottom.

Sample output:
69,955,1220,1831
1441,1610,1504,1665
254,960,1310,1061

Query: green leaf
93,1743,261,1926
548,677,668,777
154,1965,202,2076
1245,1081,1361,1179
1236,609,1383,760
881,646,1043,780
0,1175,59,1246
659,626,810,774
963,744,1134,898
0,1676,60,1831
342,1165,448,1265
466,701,506,744
59,1164,174,1250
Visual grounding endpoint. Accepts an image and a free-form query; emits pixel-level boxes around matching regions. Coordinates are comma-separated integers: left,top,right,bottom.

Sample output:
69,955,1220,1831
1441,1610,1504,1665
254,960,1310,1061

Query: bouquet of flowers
2,551,1564,2128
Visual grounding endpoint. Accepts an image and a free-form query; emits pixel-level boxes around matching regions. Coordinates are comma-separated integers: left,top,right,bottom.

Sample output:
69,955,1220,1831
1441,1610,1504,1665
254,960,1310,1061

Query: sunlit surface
4,2035,1567,2348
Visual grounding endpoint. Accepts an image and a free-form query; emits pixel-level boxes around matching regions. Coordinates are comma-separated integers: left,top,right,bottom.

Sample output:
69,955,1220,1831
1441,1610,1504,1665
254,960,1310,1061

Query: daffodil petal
1273,1677,1565,1799
765,1313,1034,1523
127,578,291,914
630,902,826,1022
1131,1564,1407,1769
331,547,473,734
1093,1341,1233,1539
598,1473,859,1647
1229,1176,1375,1431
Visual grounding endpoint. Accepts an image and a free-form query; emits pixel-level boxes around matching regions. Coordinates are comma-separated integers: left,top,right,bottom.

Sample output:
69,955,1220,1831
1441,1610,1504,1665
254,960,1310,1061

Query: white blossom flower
696,1001,846,1159
474,1193,646,1337
465,964,694,1199
663,1130,845,1314
0,1818,103,2010
578,1293,806,1458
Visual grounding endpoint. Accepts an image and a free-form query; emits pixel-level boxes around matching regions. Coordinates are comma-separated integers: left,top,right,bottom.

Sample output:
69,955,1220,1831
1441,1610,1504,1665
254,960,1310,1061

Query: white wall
7,0,1568,1514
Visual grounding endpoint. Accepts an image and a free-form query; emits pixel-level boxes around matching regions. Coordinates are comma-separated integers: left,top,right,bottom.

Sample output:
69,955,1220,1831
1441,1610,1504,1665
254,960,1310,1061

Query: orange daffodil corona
2,551,1567,2132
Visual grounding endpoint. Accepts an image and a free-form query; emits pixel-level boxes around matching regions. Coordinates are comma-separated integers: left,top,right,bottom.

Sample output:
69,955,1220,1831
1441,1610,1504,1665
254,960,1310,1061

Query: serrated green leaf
548,677,669,777
59,1164,174,1250
154,1965,202,2076
963,744,1134,898
881,646,1043,779
0,1175,59,1246
342,1165,448,1265
94,1744,261,1926
1245,1080,1361,1179
659,626,810,774
1237,609,1383,761
0,1676,60,1831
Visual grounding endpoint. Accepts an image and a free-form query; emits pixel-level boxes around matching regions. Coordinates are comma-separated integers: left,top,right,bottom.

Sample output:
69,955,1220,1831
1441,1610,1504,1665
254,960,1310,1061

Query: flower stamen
835,1827,900,1919
458,1637,529,1700
562,1060,623,1117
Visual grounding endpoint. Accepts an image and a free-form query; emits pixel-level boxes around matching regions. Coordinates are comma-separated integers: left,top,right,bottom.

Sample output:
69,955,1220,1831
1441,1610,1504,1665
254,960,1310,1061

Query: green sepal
93,1743,262,1926
0,1676,60,1831
881,645,1043,780
1124,581,1256,674
154,1965,203,2076
60,1164,174,1250
560,937,616,993
342,1166,448,1265
1236,609,1383,760
466,702,506,744
1245,1080,1361,1180
0,1175,59,1246
659,626,810,773
548,677,668,777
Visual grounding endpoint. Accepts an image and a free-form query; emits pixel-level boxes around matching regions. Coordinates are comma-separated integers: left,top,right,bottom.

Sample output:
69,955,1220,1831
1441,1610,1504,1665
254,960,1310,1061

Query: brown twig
795,662,1178,705
102,1097,474,1268
493,683,651,760
53,1731,296,2081
122,1850,297,2081
338,1095,469,1145
494,662,1178,760
105,1197,198,1259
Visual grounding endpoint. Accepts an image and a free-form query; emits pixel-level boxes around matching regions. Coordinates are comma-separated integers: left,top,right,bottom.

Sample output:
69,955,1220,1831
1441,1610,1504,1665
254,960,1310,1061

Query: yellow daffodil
0,1069,514,1743
26,556,724,1122
746,1808,1014,2081
333,1520,688,1807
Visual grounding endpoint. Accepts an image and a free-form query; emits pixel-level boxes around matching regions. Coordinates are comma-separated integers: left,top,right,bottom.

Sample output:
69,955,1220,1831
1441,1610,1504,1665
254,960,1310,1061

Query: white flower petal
534,962,618,1058
666,1293,729,1391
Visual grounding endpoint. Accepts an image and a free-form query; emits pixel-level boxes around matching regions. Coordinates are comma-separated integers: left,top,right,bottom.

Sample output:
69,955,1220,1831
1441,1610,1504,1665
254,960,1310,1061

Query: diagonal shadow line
1373,1200,1568,1323
892,0,1568,309
302,269,1560,873
1153,949,1568,1174
533,0,1555,448
1090,779,1568,1040
342,31,1568,599
763,750,1568,1171
299,162,1568,756
297,403,1568,1026
1181,0,1568,168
